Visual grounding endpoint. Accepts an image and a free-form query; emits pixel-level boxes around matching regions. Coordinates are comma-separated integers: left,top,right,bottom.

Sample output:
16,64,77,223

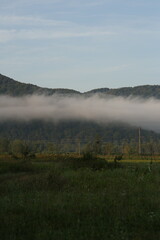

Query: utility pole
77,139,81,156
138,127,141,155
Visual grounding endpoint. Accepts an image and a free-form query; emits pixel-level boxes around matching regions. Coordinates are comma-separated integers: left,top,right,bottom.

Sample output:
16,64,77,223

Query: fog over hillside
0,95,160,133
1,74,160,142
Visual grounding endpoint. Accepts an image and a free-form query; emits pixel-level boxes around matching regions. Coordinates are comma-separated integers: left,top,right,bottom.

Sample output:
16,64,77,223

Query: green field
0,155,160,240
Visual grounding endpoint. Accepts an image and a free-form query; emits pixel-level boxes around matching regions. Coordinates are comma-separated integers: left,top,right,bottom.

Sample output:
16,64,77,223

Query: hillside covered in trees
86,85,160,99
1,73,160,98
0,73,160,146
0,74,80,96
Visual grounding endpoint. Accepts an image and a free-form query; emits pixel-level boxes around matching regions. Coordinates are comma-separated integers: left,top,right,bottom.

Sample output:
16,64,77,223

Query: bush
82,151,95,161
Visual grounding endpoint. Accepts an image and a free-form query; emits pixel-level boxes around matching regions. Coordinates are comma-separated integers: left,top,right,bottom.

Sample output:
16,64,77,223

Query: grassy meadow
0,154,160,240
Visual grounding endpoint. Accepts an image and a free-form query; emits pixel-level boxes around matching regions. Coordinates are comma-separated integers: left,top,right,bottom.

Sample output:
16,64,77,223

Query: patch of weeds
45,167,67,190
10,161,35,173
18,167,67,192
0,161,34,174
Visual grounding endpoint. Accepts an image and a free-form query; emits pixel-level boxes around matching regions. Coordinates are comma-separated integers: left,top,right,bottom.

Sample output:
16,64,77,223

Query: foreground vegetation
0,154,160,240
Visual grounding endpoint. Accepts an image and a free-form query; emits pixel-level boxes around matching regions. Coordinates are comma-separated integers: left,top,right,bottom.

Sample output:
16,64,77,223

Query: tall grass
0,158,160,239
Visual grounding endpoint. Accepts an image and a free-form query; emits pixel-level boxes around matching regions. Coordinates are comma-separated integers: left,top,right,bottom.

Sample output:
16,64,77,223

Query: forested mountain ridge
85,85,160,99
0,74,80,96
0,73,160,98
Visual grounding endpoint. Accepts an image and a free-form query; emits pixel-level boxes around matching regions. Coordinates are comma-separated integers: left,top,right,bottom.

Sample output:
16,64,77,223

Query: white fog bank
0,95,160,132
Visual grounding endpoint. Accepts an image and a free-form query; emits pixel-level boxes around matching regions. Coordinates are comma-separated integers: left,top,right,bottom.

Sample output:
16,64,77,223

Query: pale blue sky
0,0,160,92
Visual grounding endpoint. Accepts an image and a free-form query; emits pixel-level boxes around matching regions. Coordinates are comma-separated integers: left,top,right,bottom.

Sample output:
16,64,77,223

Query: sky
0,0,160,92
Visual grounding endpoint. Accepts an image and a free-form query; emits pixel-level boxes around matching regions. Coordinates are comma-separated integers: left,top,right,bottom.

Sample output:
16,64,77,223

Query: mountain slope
85,85,160,99
1,73,160,98
0,74,80,96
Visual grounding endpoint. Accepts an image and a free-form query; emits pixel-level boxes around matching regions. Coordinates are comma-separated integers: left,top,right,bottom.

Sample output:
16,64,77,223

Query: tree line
0,137,160,159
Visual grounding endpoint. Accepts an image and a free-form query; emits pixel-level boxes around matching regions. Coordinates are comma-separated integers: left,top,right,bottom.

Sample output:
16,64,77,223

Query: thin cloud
69,0,107,7
0,29,115,42
0,0,62,10
0,15,70,27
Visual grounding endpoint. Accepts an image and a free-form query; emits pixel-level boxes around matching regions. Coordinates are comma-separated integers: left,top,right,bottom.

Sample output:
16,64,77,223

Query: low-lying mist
0,95,160,132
